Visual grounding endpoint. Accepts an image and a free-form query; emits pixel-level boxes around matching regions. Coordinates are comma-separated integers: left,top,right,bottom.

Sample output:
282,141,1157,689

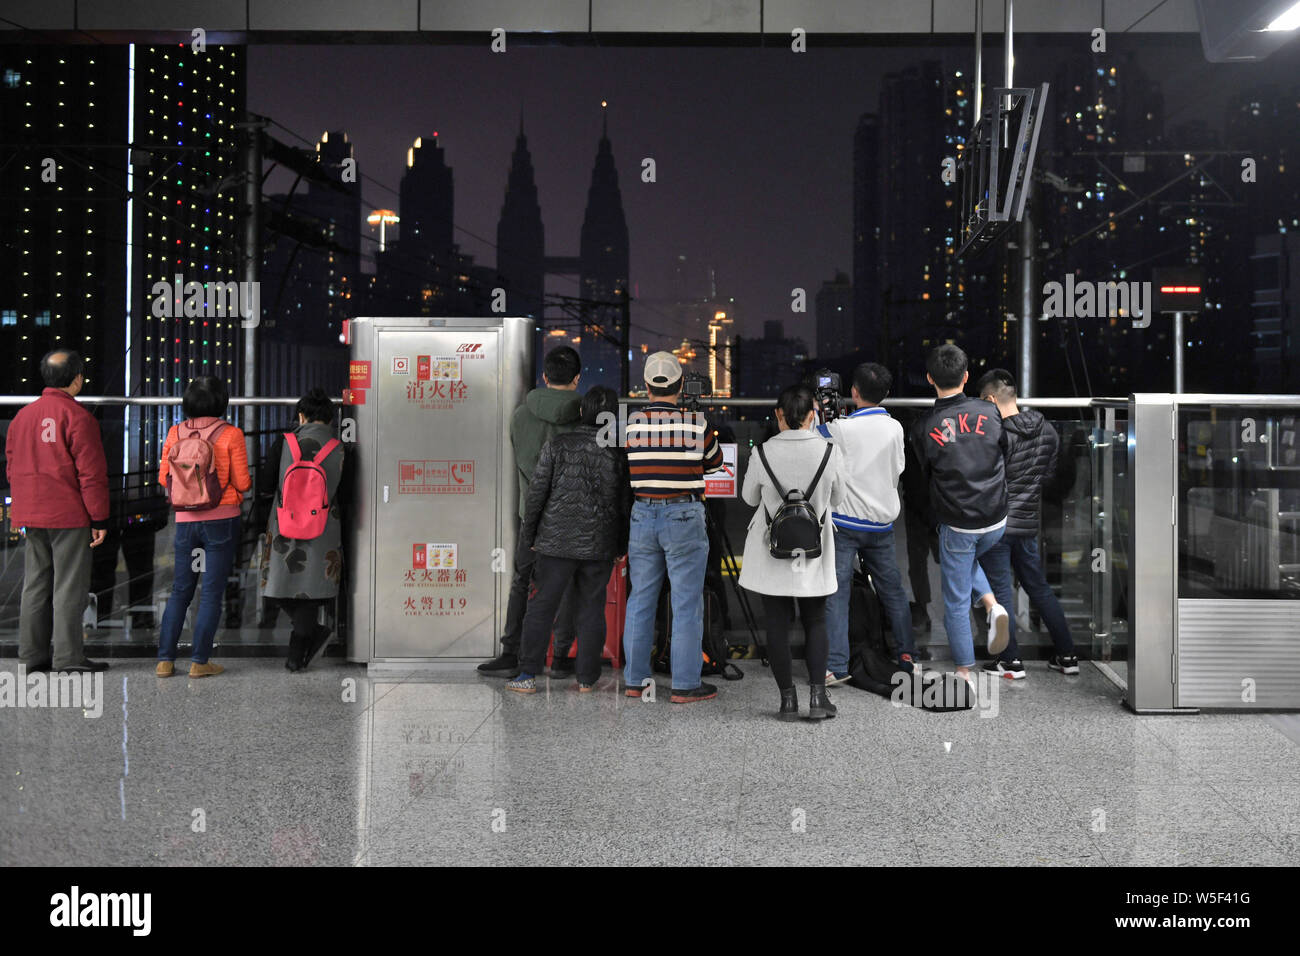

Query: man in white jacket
818,363,916,683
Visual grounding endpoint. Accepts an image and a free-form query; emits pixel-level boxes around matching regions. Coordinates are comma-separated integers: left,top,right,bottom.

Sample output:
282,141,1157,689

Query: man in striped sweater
622,352,725,703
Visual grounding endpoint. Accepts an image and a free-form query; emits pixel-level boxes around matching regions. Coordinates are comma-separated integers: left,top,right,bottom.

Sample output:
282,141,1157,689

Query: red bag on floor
544,556,626,669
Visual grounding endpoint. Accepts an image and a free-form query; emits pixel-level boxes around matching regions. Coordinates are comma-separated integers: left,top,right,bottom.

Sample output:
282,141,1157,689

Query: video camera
808,368,844,423
680,371,711,412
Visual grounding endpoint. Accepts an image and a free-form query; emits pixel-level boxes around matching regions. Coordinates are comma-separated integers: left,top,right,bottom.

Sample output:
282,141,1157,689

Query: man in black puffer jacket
974,370,1079,678
509,386,631,693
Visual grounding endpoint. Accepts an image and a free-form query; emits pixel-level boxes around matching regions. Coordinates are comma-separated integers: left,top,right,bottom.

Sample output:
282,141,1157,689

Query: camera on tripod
680,371,711,411
808,368,844,422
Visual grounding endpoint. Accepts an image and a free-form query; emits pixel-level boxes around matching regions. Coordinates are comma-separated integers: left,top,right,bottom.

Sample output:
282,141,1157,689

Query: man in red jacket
5,350,110,672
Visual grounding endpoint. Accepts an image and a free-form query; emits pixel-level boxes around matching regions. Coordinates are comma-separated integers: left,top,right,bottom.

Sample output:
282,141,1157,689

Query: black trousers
279,598,327,641
502,534,578,656
760,594,828,691
903,508,938,612
89,522,158,624
518,554,611,684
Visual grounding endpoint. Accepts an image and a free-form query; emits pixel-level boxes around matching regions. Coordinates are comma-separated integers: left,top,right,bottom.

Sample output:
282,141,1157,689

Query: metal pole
1018,178,1036,397
1004,0,1014,133
620,287,631,397
974,0,983,124
242,114,262,442
1173,311,1184,393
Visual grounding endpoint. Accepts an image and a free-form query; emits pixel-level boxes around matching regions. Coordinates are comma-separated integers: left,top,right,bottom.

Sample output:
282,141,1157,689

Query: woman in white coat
739,384,846,720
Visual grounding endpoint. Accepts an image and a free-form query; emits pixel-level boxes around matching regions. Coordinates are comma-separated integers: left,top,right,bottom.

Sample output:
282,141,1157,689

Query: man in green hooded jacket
479,346,583,676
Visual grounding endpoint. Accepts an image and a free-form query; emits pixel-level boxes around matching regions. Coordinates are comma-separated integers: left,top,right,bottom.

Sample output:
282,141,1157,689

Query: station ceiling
1,1,1201,41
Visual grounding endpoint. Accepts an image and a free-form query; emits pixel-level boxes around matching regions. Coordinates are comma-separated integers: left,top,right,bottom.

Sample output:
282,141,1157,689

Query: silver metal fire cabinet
344,317,533,665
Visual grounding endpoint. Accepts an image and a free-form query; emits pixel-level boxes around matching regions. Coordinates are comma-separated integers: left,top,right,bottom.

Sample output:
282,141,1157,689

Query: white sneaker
986,604,1010,656
825,670,852,687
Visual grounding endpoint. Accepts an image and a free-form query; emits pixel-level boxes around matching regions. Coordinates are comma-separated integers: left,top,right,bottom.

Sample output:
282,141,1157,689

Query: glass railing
700,398,1113,666
0,398,319,654
4,392,1295,698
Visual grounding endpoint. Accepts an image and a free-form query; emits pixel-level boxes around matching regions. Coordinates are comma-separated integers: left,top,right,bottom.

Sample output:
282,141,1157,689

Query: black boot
286,633,306,672
778,686,800,722
807,684,837,720
301,624,331,669
477,651,519,677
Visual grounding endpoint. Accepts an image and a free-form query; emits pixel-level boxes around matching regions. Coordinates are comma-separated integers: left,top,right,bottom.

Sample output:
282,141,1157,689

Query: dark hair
926,344,969,391
543,346,581,386
648,379,682,398
852,362,892,405
182,375,229,419
296,387,335,424
776,383,816,429
975,368,1017,401
581,385,619,426
41,349,83,388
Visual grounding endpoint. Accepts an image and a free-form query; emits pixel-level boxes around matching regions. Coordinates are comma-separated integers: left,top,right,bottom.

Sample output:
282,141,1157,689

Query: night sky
248,38,1295,345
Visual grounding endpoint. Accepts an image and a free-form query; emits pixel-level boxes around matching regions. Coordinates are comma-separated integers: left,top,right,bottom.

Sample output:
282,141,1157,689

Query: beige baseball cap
644,351,683,387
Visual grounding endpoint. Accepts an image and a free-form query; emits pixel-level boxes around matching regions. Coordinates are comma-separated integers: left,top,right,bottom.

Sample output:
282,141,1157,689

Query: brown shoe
155,661,174,678
189,661,225,679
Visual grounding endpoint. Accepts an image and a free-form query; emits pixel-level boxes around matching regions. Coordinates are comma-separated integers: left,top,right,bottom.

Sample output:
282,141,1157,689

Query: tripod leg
708,513,765,664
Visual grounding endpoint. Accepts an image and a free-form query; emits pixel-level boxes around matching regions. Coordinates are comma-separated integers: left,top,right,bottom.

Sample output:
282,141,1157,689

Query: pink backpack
166,419,229,511
277,432,341,539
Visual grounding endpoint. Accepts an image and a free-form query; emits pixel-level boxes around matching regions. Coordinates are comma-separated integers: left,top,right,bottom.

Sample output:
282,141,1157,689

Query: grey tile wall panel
419,0,589,32
250,0,418,32
1105,0,1201,32
934,0,1007,34
78,0,248,32
0,0,76,31
763,0,930,33
592,0,761,33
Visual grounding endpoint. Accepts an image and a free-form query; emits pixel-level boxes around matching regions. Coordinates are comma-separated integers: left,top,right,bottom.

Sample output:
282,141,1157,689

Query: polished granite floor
1,656,1296,867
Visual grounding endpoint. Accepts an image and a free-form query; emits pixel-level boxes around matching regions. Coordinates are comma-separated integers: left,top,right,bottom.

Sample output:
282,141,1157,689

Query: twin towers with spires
392,106,630,389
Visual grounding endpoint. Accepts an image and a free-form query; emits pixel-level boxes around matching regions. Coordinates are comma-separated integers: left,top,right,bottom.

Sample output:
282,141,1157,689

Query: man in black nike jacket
911,345,1012,687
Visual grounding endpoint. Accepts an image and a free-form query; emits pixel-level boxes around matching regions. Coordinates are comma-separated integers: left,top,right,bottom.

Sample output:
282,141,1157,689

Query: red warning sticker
349,360,372,389
398,459,475,495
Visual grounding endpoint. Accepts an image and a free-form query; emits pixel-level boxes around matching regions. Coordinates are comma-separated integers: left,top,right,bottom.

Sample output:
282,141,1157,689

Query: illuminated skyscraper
578,108,629,391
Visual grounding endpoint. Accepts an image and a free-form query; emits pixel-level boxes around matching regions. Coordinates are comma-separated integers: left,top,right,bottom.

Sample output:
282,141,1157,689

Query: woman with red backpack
258,388,347,672
157,376,252,678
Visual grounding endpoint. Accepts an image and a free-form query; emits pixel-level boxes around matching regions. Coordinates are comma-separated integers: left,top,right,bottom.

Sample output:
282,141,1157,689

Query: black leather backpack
755,442,833,559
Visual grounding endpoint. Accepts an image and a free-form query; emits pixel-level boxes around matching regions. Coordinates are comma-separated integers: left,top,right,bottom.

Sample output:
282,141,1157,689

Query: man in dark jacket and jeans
974,370,1079,678
479,346,583,677
5,350,110,672
912,345,1011,688
508,387,630,693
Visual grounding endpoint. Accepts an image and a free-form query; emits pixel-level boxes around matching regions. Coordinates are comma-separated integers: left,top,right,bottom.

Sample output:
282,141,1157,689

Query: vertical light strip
123,43,135,475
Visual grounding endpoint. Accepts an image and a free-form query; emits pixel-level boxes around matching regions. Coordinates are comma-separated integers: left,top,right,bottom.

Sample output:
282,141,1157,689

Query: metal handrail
610,396,1124,409
0,396,328,406
1,394,1294,410
1167,394,1300,406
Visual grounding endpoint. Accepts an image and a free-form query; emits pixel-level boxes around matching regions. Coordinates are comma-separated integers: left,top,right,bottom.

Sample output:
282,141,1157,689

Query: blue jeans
158,516,240,664
826,526,914,676
976,537,1020,662
983,533,1077,659
623,499,710,691
938,523,1003,668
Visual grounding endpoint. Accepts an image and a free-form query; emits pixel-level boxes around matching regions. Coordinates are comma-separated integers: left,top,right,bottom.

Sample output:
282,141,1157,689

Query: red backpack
166,419,229,511
277,432,341,539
